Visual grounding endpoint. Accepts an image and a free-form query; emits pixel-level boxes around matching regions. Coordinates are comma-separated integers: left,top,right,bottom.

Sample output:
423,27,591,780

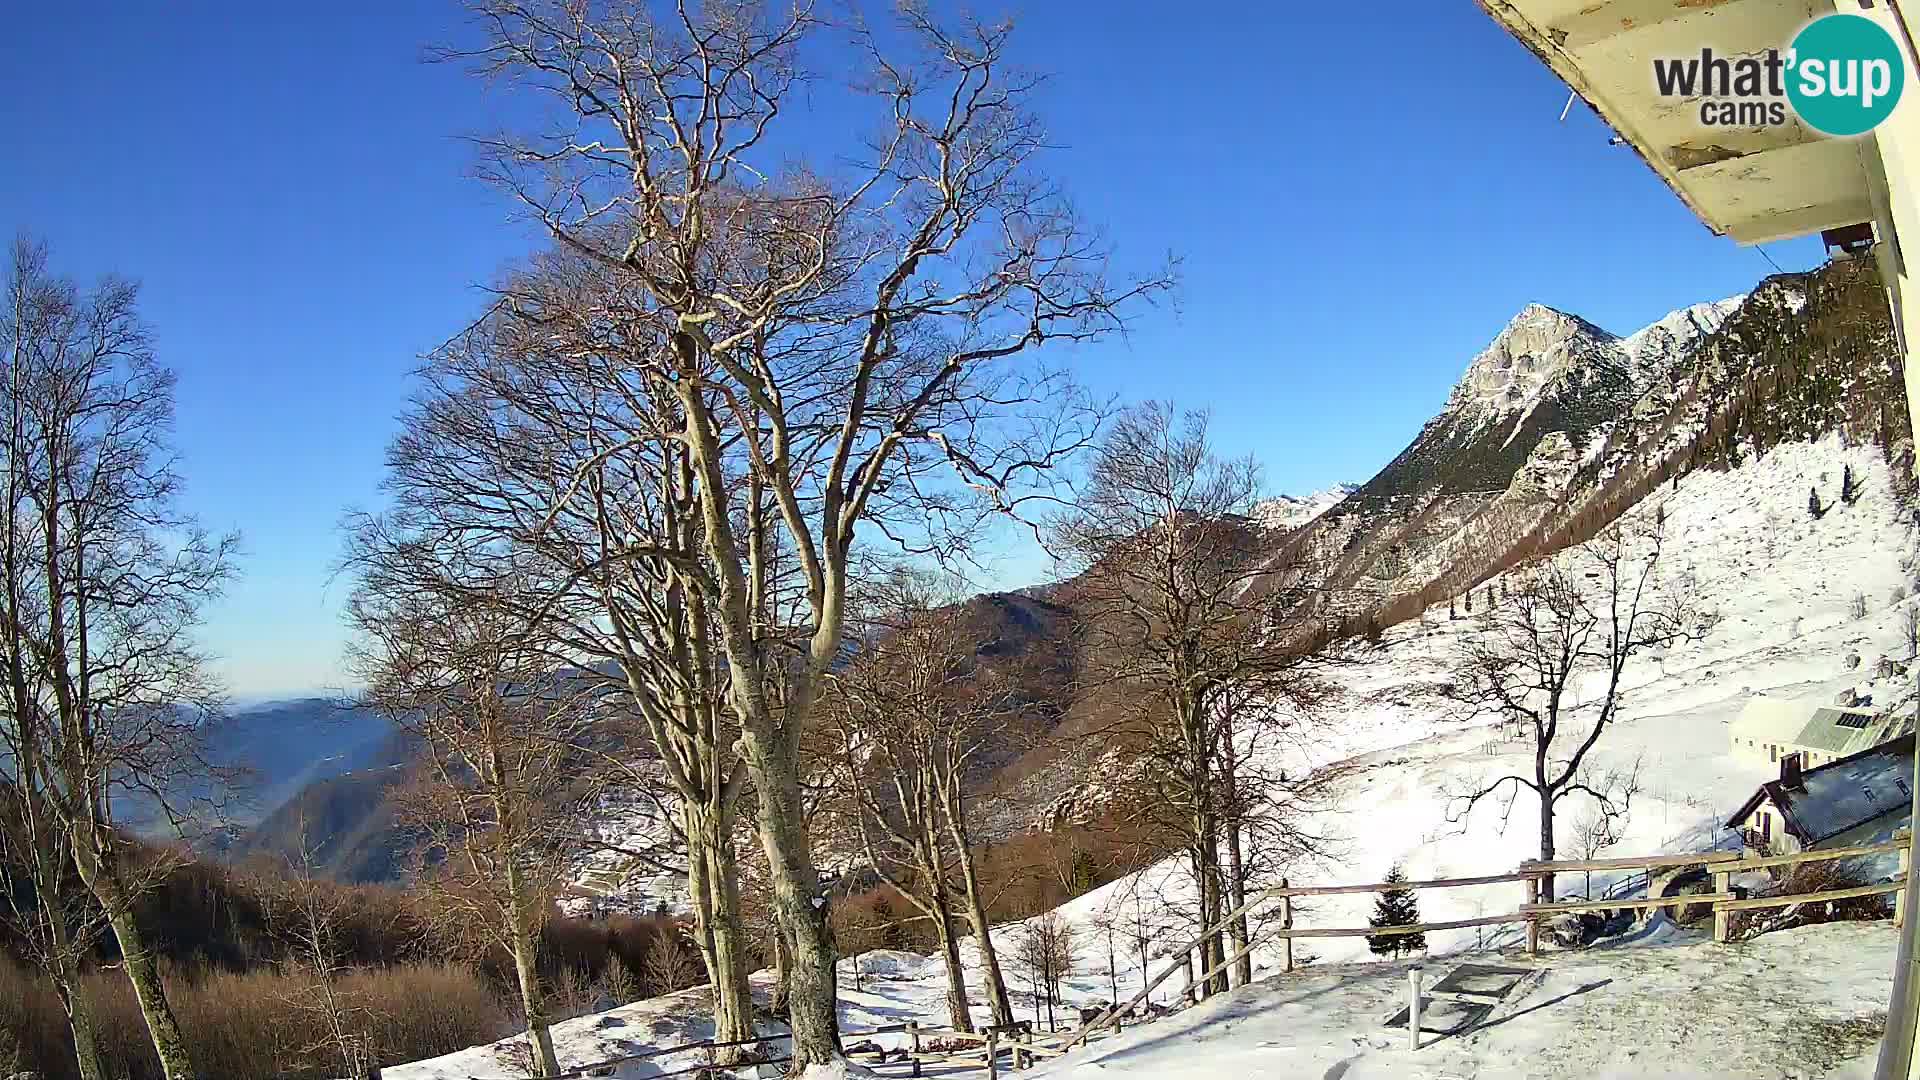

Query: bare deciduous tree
345,571,598,1079
433,2,1170,1064
1569,770,1638,900
1050,402,1327,995
1015,913,1075,1033
0,235,238,1080
359,247,774,1059
261,818,378,1080
1443,513,1703,898
827,578,1019,1030
643,926,703,995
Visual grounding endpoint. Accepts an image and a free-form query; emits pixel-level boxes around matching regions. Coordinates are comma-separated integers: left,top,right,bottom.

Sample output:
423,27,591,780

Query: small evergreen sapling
1842,464,1861,505
1809,486,1827,520
1367,864,1426,957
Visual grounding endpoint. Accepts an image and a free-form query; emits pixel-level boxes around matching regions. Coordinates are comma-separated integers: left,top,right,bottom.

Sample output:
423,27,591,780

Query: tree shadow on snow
1074,971,1382,1067
1429,978,1614,1044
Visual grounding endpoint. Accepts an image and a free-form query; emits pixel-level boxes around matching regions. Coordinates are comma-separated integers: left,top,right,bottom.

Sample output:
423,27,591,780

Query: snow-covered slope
1254,484,1357,532
1023,922,1893,1080
387,434,1916,1079
1059,436,1915,966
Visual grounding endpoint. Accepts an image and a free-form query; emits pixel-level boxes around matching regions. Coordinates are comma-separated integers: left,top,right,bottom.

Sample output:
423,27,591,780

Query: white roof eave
1478,0,1874,244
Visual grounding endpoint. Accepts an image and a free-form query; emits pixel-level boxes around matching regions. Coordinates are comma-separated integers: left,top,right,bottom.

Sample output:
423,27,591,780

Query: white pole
1408,966,1424,1051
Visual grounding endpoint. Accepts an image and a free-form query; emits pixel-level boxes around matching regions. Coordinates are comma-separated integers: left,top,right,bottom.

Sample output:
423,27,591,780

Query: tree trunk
1220,731,1253,989
1190,816,1228,997
74,847,197,1080
769,914,792,1016
944,790,1015,1027
1537,761,1557,901
47,952,104,1080
742,733,840,1066
33,851,104,1080
935,909,972,1032
1538,803,1557,902
674,365,836,1067
920,819,974,1033
1224,825,1252,988
684,802,757,1061
504,867,560,1078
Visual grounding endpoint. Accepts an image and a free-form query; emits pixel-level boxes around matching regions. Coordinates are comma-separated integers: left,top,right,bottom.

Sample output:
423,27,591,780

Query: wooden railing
1520,832,1911,944
1069,833,1912,1050
457,835,1915,1079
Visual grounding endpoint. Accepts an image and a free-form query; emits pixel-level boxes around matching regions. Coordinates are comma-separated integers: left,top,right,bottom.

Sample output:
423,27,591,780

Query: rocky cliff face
1287,258,1901,623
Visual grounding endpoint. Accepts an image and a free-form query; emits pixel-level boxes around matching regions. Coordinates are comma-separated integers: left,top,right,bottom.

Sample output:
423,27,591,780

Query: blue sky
0,3,1822,698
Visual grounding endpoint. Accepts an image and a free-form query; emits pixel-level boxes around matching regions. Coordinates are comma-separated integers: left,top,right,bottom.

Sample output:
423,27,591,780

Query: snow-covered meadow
390,435,1917,1078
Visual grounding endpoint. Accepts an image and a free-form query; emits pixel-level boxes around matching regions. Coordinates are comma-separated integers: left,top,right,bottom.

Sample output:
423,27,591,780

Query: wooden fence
1067,831,1913,1049
456,834,1913,1078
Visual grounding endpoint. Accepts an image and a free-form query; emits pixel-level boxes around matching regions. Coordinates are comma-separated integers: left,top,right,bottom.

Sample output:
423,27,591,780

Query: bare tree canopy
1443,510,1708,897
424,2,1173,1065
0,235,240,1080
1049,402,1333,995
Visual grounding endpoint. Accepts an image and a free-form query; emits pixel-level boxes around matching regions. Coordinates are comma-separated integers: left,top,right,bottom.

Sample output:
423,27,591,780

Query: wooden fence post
1181,949,1195,1004
909,1021,921,1078
1407,966,1423,1051
1899,844,1911,930
1280,878,1294,973
988,1030,999,1080
1523,874,1540,957
1713,869,1732,943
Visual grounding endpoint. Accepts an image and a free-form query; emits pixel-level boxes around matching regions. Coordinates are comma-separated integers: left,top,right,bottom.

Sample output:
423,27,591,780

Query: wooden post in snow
1181,949,1195,1004
1407,966,1424,1051
987,1029,999,1080
908,1021,922,1078
1713,870,1733,943
1280,878,1294,973
1900,844,1912,930
1523,875,1540,957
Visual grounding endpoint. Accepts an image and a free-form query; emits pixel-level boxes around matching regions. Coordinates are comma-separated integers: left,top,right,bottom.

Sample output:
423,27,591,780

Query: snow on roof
1731,696,1827,744
1729,734,1915,846
1731,696,1886,754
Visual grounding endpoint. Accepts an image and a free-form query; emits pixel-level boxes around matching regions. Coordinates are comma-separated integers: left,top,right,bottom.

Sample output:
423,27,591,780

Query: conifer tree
1367,865,1425,957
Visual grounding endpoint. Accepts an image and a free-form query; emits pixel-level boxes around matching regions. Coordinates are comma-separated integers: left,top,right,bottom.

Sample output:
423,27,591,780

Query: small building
1728,695,1896,771
1726,734,1915,856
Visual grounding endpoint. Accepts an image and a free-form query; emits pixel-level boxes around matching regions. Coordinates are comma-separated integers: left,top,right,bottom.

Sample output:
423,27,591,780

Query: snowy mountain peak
1446,297,1742,427
1446,304,1619,423
1619,295,1745,382
1254,484,1358,532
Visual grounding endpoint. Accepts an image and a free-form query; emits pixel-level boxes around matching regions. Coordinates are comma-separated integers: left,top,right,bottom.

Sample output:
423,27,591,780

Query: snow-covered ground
1025,921,1895,1080
390,436,1918,1079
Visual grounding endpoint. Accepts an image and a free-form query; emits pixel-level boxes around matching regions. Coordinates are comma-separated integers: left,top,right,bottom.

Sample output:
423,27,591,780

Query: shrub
0,957,512,1080
1726,857,1892,941
1852,592,1871,619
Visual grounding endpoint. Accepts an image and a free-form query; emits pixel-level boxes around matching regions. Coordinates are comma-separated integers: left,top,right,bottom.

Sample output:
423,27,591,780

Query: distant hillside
202,697,404,824
227,737,418,884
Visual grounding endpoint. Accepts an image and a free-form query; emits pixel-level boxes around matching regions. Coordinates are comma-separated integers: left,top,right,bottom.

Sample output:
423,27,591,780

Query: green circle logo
1787,14,1905,136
